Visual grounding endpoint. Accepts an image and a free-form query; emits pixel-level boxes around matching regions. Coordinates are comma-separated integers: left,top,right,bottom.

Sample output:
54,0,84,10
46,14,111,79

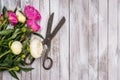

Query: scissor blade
51,17,66,39
46,13,54,38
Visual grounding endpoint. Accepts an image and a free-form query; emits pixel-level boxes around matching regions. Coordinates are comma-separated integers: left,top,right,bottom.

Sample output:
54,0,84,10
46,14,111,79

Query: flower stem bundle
0,5,43,80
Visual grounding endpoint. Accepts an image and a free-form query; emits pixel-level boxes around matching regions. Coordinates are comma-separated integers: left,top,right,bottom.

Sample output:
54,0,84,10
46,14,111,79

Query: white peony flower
16,10,26,23
30,37,43,58
11,41,22,55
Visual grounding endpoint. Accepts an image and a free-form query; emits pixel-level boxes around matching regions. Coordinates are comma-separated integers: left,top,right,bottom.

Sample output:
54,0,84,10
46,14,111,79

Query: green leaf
32,32,44,39
14,7,17,13
20,67,34,72
0,66,9,71
9,71,19,80
0,50,11,59
19,60,26,66
0,29,13,35
3,53,13,66
22,39,29,49
8,29,20,40
2,6,7,15
0,40,9,46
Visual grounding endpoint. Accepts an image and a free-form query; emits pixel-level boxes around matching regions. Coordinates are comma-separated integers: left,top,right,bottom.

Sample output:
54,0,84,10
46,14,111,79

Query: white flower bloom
30,38,43,58
16,10,26,23
11,41,22,55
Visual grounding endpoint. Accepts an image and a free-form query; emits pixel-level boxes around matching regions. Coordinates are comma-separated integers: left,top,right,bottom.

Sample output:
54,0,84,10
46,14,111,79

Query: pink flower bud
26,20,40,32
7,11,18,26
24,5,41,21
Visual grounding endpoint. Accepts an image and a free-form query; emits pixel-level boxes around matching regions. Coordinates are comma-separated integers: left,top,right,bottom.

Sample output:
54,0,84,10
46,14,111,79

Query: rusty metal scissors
42,13,66,70
24,13,66,70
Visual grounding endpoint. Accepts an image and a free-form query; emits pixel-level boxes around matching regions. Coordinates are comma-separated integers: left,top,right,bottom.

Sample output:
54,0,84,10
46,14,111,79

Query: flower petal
30,38,43,58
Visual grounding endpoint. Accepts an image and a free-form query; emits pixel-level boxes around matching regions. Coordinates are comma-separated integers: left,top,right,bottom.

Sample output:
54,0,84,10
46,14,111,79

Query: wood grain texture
98,0,108,80
70,0,80,79
88,0,99,80
50,0,60,80
59,0,69,80
118,0,120,80
70,0,89,80
108,0,118,80
0,0,120,80
79,0,89,79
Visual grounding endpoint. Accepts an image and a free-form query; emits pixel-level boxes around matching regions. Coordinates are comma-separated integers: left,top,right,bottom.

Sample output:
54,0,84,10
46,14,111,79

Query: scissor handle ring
43,57,53,70
24,54,35,65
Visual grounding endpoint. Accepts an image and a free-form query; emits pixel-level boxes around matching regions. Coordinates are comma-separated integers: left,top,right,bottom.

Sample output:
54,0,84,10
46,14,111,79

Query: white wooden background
0,0,120,80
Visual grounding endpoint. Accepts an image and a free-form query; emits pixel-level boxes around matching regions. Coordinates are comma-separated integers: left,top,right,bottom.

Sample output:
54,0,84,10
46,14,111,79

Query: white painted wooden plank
0,0,1,13
1,0,17,10
3,72,12,80
59,0,69,80
79,0,89,79
31,59,41,80
70,0,89,80
50,0,60,80
88,0,99,80
21,70,31,80
70,0,80,80
108,0,118,80
0,73,2,80
118,0,120,80
39,0,50,80
98,0,108,80
21,0,26,10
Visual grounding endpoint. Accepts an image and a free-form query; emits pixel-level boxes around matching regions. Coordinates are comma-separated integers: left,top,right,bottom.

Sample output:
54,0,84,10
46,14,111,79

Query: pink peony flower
24,5,41,21
7,11,18,25
26,20,40,32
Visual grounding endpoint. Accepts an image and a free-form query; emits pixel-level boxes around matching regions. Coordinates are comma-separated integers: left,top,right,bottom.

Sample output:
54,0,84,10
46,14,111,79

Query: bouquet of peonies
0,5,44,79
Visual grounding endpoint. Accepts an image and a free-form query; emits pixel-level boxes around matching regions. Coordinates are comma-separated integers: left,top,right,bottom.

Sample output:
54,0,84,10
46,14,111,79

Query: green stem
0,19,8,39
20,23,25,27
0,19,7,29
3,21,9,30
32,32,44,39
0,50,11,59
0,66,9,70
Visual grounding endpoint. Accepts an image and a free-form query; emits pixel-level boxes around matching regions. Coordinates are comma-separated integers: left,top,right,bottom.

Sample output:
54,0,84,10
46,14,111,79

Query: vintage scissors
24,13,66,70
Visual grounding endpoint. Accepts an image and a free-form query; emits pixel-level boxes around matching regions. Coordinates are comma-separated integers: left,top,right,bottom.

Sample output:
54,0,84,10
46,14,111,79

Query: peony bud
21,54,26,59
9,66,19,71
11,41,22,55
30,37,43,58
7,11,18,25
16,10,26,23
